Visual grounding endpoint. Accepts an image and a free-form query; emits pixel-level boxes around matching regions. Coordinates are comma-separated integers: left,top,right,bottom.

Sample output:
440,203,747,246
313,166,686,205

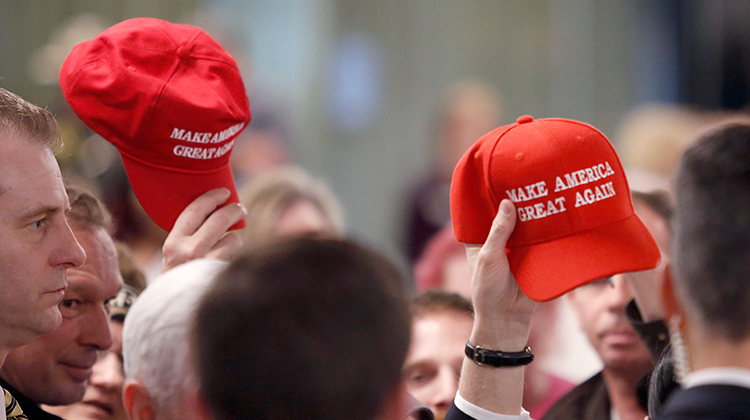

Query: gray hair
122,259,228,412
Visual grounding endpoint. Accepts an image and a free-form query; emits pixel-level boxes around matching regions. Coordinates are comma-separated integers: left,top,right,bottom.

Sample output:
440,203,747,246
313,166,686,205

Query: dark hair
410,289,473,319
194,236,411,420
673,123,750,339
631,190,673,229
0,87,62,152
647,346,679,418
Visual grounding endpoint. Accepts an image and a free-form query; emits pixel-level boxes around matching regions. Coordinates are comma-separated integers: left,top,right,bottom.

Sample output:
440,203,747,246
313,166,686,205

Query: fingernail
238,204,248,215
500,200,513,216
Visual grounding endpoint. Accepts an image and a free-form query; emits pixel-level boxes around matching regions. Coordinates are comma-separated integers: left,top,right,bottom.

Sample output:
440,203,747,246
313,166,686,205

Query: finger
170,202,246,263
483,199,517,254
204,232,243,261
171,188,232,236
191,202,247,246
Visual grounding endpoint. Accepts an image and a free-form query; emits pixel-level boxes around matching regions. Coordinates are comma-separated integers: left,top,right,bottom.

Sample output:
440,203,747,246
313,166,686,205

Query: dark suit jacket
658,384,750,420
0,377,63,420
445,403,473,420
443,374,608,420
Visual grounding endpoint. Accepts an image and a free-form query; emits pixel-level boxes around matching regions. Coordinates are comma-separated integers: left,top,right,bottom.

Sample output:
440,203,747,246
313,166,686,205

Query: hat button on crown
176,44,193,58
517,115,534,124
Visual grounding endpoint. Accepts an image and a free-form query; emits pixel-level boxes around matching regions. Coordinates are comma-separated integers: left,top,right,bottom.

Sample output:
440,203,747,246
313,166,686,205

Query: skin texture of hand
458,199,537,415
161,188,247,273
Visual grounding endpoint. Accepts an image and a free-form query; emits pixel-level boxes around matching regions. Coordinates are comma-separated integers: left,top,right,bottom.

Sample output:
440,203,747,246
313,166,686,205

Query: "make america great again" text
170,122,246,144
505,161,618,222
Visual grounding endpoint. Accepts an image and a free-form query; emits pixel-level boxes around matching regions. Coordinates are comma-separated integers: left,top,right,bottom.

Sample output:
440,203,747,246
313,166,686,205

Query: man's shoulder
659,384,750,420
540,372,609,420
0,378,62,420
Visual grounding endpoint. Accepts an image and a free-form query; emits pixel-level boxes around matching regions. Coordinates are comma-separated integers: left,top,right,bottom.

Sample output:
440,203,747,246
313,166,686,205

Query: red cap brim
120,153,246,232
509,213,661,301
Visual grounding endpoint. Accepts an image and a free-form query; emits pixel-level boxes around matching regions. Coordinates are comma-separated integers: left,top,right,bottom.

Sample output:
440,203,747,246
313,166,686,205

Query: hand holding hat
60,17,250,232
451,115,661,301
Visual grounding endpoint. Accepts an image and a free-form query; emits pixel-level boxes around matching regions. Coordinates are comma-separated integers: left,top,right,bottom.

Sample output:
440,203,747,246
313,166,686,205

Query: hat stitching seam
131,59,178,149
110,43,239,68
485,124,518,207
62,54,106,95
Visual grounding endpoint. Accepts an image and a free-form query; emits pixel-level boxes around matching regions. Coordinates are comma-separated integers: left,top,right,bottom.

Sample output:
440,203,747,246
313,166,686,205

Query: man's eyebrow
18,205,62,221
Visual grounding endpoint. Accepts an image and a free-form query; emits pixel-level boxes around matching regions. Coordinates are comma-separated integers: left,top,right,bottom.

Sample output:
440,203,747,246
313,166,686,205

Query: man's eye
31,218,46,229
405,369,435,387
60,300,81,309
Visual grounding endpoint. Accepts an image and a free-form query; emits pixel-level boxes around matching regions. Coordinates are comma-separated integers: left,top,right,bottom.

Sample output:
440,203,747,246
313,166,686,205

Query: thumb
483,199,517,253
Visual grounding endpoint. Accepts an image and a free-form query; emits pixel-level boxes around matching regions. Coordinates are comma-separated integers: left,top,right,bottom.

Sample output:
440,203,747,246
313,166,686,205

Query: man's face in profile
0,135,85,346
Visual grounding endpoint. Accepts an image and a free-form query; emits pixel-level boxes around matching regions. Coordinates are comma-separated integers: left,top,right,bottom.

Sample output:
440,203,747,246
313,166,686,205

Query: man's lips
601,328,639,345
60,361,96,382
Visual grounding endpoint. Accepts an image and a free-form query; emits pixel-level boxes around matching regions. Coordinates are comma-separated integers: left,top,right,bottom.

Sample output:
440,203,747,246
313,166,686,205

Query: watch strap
465,341,534,367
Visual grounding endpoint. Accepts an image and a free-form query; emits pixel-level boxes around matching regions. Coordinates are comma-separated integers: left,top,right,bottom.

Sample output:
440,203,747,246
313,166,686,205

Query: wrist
470,317,532,352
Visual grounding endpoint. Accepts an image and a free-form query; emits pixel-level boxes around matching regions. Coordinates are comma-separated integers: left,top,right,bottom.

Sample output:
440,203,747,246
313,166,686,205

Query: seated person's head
403,291,473,419
194,236,411,420
122,259,228,420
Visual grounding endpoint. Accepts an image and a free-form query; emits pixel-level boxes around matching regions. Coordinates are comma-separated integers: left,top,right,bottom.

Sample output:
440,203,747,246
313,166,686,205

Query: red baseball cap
450,115,660,301
60,17,250,231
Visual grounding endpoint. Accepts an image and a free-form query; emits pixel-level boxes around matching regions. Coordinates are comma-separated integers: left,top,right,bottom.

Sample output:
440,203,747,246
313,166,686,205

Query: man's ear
123,379,155,420
660,264,684,322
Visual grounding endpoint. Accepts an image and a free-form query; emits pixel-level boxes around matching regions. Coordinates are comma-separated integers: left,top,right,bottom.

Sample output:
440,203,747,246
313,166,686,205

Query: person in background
413,225,574,418
44,243,145,420
121,259,227,420
541,191,672,420
657,123,750,419
238,165,345,250
403,291,474,420
404,79,503,261
193,237,411,420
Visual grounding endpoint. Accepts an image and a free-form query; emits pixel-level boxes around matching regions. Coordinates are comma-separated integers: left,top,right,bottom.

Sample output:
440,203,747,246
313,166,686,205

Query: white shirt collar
454,392,531,420
682,368,750,389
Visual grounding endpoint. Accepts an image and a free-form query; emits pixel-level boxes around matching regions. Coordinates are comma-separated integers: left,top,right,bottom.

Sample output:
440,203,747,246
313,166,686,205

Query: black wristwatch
465,341,534,367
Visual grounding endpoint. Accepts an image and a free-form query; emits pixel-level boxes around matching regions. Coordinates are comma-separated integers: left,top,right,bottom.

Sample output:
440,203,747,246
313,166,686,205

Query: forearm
457,317,531,415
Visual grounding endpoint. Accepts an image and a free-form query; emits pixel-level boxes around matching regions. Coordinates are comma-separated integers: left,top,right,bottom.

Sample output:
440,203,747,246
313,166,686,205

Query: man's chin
45,386,88,407
39,309,63,334
26,308,63,339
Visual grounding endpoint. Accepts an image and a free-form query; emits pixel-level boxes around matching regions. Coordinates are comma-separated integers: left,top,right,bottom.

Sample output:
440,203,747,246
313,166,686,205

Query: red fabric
413,224,465,291
450,116,660,301
60,17,250,231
